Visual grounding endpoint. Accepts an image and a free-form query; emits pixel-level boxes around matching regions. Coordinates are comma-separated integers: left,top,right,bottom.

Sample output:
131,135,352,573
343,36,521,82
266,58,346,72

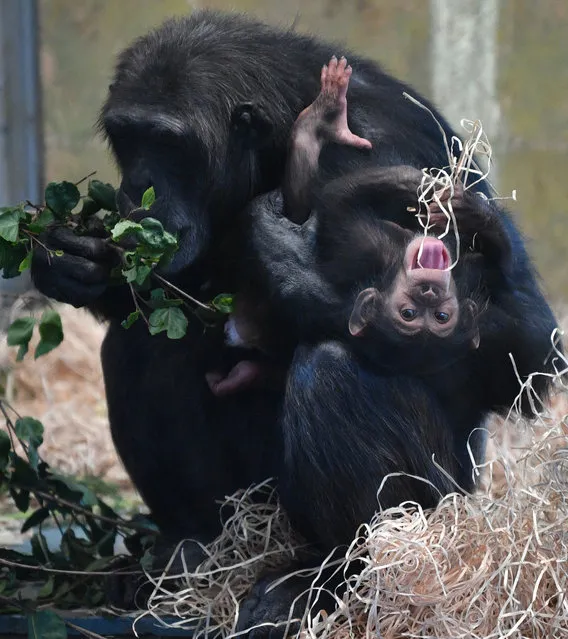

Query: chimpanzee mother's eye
400,308,417,321
435,311,450,323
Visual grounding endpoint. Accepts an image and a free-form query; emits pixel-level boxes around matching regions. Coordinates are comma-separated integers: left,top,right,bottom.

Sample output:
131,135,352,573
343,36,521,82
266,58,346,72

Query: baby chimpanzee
206,57,512,395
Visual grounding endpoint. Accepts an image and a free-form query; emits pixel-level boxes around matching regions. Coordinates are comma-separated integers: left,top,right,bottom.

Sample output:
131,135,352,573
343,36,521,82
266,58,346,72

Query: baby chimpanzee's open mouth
411,237,450,271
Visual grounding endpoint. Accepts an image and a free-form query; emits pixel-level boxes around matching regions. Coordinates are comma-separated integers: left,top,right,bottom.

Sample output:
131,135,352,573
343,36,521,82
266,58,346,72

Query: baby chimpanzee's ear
349,287,382,336
463,299,481,350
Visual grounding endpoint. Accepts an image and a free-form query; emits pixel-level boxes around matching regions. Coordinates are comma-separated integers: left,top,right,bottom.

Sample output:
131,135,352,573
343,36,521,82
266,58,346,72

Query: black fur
30,10,560,634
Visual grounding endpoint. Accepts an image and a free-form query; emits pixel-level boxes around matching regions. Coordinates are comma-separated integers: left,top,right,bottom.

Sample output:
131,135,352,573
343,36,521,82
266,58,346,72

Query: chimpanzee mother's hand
31,225,120,309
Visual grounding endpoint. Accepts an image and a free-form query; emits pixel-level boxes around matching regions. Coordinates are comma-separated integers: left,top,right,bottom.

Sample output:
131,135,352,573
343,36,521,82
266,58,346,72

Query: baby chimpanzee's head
346,233,483,374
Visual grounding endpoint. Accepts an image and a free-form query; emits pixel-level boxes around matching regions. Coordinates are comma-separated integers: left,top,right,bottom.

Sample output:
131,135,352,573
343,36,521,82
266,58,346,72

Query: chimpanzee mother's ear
231,102,273,149
349,287,382,336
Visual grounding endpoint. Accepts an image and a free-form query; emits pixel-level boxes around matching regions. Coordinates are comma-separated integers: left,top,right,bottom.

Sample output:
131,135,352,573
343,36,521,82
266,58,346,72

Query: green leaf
148,307,188,339
122,263,152,286
0,208,21,242
0,238,28,278
121,310,140,329
21,506,51,533
79,196,101,217
141,186,156,210
38,575,55,599
102,210,121,231
28,444,41,472
11,454,38,486
30,531,51,564
50,474,97,507
211,293,234,314
27,207,55,234
148,288,183,309
98,499,119,520
96,530,117,557
19,250,33,272
35,310,63,359
16,343,29,362
15,417,44,448
7,317,36,348
111,219,142,242
0,430,11,473
28,609,68,639
133,263,152,286
139,217,177,251
87,179,117,212
9,486,30,512
122,265,137,283
45,181,80,218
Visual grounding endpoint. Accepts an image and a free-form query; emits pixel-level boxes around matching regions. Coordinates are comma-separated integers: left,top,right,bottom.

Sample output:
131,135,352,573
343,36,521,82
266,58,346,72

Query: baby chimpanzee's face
348,235,479,351
386,236,459,338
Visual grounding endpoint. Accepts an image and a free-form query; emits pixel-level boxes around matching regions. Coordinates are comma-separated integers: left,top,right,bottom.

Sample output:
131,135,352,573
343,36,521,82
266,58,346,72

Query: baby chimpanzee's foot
231,102,273,148
206,360,286,397
206,360,263,397
297,56,372,150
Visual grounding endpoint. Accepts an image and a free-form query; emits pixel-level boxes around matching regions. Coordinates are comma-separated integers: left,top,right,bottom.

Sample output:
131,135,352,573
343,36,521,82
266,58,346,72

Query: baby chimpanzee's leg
284,56,372,223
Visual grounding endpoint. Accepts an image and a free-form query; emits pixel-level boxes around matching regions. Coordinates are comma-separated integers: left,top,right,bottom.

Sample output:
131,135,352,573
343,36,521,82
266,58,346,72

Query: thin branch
0,556,145,577
25,200,42,212
151,272,212,312
74,171,97,187
128,284,150,328
65,621,108,639
29,488,154,533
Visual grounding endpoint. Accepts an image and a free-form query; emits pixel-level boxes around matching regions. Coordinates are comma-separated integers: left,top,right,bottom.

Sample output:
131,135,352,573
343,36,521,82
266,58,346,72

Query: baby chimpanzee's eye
400,308,417,321
434,311,450,323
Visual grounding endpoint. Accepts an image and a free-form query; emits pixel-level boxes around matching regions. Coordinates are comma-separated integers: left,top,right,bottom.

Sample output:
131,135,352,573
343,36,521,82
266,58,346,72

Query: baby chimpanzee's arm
283,56,372,224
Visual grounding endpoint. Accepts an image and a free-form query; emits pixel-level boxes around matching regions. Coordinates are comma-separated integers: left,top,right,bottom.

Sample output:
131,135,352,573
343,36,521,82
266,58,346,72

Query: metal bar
0,0,44,302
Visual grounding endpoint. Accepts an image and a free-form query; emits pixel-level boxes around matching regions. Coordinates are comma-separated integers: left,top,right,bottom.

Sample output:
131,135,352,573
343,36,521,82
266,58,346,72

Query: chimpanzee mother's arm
472,207,561,416
244,191,343,333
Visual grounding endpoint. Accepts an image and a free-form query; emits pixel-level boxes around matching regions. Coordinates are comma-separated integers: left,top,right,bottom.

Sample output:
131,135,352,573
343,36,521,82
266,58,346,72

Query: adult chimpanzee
30,9,559,634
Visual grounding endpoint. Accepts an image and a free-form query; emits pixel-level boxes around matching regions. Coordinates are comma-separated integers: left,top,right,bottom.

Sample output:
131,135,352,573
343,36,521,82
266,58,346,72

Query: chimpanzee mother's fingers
39,226,116,262
33,250,112,285
31,266,108,308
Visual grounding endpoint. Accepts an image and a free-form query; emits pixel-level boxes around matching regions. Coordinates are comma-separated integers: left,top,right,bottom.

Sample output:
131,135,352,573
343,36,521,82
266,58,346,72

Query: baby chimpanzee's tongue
417,239,447,270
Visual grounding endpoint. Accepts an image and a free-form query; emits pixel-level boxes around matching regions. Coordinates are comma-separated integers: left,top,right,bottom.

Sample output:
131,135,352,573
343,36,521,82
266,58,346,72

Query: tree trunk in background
0,0,45,332
430,0,501,186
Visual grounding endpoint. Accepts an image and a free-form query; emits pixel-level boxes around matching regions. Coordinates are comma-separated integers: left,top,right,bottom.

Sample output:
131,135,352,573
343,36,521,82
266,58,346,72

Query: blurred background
3,0,567,298
0,0,567,524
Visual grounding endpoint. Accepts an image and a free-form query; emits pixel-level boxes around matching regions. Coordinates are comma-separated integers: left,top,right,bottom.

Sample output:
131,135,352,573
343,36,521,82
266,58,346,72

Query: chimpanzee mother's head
98,11,327,274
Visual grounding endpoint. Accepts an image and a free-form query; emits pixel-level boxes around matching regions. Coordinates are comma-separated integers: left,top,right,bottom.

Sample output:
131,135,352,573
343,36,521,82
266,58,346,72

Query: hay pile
0,301,129,485
138,386,568,639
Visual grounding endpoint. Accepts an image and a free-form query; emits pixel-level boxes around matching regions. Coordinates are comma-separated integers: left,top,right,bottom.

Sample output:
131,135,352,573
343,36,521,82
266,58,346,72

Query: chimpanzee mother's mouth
409,237,450,271
157,224,209,275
